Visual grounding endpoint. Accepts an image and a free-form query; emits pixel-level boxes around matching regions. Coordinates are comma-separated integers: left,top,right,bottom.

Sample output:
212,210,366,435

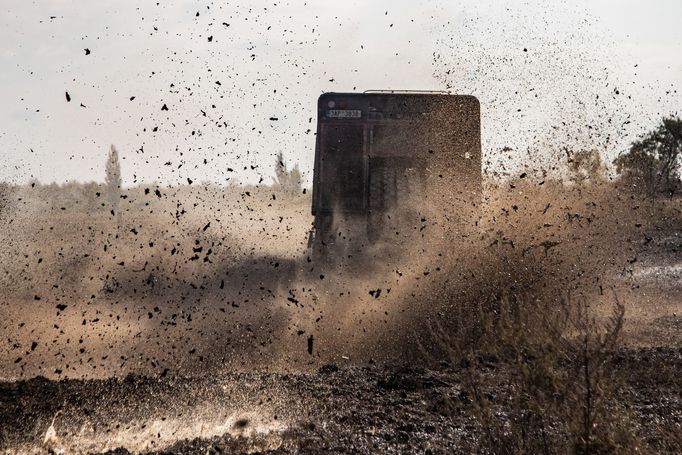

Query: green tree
614,116,682,197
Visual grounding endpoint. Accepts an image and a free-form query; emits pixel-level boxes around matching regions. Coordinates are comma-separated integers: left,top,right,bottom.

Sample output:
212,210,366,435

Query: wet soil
2,348,680,454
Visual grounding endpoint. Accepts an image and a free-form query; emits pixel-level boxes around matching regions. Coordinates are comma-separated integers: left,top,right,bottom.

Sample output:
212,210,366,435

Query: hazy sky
1,0,680,185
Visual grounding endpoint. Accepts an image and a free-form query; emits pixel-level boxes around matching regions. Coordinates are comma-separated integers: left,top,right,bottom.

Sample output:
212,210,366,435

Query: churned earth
1,347,681,454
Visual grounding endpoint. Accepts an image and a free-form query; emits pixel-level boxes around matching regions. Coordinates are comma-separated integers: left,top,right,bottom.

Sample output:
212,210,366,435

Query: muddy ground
1,347,681,454
1,185,680,453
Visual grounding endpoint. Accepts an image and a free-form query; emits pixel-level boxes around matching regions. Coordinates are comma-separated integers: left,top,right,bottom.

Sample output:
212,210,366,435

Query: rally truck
308,91,481,262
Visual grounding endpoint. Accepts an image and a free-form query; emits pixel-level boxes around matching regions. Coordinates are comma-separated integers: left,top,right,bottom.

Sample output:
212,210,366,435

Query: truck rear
309,91,481,262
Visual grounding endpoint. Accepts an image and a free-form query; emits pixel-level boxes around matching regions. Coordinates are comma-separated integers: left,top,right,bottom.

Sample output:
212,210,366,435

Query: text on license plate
327,109,362,118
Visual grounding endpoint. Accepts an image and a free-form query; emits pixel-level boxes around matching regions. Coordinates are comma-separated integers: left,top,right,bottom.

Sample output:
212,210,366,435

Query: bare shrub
429,292,642,454
569,150,608,186
0,182,12,217
272,152,302,196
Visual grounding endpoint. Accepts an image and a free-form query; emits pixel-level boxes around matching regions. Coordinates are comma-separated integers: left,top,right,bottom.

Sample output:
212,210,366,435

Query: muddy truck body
309,91,481,260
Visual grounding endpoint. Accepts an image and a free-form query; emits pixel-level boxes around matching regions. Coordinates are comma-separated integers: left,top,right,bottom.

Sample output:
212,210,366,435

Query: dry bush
429,293,641,454
409,178,681,453
0,182,11,216
0,179,9,210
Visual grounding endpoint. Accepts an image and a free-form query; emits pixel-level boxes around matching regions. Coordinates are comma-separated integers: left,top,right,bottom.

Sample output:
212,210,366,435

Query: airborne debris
307,335,314,355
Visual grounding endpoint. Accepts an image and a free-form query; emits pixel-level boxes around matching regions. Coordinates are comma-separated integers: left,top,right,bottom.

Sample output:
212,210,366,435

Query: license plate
327,109,362,119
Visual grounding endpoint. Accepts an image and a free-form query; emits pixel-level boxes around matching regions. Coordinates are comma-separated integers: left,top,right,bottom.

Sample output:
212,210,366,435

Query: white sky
1,0,680,185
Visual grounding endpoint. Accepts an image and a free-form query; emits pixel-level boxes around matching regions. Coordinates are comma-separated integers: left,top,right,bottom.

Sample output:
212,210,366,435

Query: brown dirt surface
1,348,680,454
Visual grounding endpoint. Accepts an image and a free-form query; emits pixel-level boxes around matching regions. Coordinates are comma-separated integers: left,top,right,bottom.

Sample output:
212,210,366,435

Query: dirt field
1,348,680,454
0,183,680,453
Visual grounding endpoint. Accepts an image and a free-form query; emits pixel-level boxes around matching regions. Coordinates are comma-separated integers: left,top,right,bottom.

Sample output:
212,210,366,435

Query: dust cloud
1,4,681,453
1,157,679,382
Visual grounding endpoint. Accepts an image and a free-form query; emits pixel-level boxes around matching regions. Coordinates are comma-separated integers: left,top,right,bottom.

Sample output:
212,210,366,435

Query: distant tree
272,152,302,196
46,182,61,206
568,150,607,186
26,179,45,201
614,116,682,197
289,165,302,194
105,145,122,221
61,181,83,208
80,181,103,214
0,182,11,217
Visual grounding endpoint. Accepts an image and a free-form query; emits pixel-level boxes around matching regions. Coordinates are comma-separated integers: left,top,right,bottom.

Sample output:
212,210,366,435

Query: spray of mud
2,3,681,453
1,129,680,381
2,180,679,453
1,144,680,455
